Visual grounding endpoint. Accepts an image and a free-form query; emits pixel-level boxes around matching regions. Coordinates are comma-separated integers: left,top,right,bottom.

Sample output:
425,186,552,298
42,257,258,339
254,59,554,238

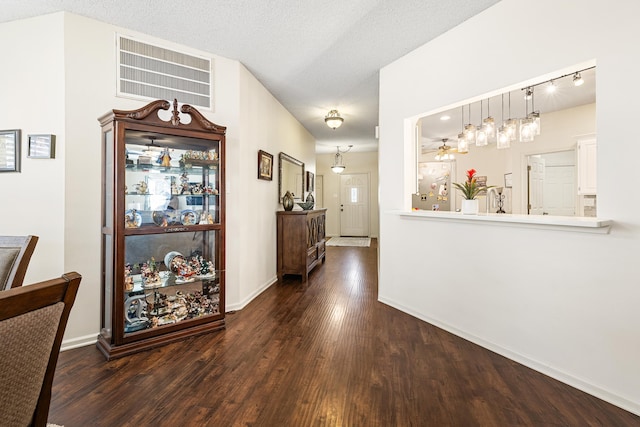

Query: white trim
378,295,640,417
396,209,611,233
61,333,97,351
225,276,278,312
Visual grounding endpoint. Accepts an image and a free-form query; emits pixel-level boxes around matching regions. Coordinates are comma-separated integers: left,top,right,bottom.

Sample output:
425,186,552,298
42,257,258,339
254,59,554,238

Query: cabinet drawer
318,241,325,256
307,246,318,264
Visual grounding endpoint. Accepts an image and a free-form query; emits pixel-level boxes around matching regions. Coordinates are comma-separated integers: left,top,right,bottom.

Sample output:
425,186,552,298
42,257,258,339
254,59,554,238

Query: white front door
528,156,545,215
340,173,369,236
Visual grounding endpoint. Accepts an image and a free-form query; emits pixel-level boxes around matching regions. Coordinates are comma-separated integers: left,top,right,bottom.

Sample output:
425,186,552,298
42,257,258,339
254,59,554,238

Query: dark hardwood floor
50,240,639,426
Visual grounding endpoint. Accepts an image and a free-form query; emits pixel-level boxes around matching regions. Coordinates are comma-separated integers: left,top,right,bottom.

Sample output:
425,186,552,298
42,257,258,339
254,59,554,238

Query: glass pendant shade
505,118,518,141
464,124,476,142
497,126,511,149
484,117,497,144
457,132,469,153
519,118,535,142
475,126,488,146
331,149,346,173
529,111,541,135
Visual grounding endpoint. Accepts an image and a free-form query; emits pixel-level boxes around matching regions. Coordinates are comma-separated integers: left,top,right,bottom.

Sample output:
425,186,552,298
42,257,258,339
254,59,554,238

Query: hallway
49,241,639,426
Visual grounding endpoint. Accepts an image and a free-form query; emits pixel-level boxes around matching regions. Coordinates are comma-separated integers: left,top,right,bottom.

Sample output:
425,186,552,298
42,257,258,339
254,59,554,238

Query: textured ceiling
1,0,501,152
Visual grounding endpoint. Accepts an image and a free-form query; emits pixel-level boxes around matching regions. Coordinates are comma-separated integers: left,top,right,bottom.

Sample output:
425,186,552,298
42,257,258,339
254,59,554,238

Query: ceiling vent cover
117,35,213,110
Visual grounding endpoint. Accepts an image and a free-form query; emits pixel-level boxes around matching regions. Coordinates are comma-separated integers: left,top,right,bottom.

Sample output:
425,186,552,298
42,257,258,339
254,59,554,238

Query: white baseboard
61,333,97,351
378,296,640,417
226,275,278,312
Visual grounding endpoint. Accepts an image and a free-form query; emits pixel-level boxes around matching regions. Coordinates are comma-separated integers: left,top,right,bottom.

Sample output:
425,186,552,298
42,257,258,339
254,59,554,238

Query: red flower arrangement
452,168,489,200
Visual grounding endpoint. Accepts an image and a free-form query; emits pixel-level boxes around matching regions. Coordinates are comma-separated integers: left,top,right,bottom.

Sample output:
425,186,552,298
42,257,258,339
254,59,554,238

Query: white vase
461,199,479,215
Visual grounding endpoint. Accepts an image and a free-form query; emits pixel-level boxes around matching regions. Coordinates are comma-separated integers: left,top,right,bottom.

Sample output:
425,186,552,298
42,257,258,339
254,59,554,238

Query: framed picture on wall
306,171,314,192
257,150,273,181
476,175,488,195
0,129,21,172
28,134,56,159
504,172,513,188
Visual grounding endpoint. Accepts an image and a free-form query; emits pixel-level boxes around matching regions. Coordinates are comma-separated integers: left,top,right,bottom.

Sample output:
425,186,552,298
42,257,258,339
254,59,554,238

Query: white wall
379,0,640,415
0,14,66,283
316,151,379,237
0,12,314,347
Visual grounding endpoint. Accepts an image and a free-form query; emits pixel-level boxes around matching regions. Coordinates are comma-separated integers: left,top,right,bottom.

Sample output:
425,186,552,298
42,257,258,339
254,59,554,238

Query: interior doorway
339,173,369,236
527,150,576,216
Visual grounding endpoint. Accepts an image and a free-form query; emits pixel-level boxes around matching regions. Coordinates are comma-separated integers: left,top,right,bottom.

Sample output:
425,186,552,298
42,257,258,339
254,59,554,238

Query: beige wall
422,103,596,213
0,12,315,347
316,151,379,237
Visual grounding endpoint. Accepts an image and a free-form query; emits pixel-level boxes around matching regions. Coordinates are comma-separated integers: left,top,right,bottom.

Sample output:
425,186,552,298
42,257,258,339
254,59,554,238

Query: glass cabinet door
123,231,221,335
124,130,221,227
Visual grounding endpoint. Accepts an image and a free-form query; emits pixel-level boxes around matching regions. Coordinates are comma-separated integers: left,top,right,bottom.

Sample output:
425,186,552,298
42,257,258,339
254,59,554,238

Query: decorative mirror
278,152,305,203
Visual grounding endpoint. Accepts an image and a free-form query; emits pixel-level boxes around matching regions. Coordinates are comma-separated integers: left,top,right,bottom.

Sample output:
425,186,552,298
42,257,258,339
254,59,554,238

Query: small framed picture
475,175,488,195
306,171,314,192
257,150,273,181
28,134,56,159
504,172,513,188
0,129,21,172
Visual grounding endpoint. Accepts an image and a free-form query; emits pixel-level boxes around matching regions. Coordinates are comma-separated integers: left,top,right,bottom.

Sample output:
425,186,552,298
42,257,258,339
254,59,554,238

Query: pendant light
475,100,488,146
331,145,353,173
504,92,518,141
457,106,469,153
497,94,511,149
528,87,541,135
464,104,476,143
519,88,535,142
482,98,496,143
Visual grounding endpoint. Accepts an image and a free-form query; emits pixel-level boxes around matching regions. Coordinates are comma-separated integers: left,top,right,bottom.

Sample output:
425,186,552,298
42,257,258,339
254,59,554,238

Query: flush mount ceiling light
331,145,353,173
573,72,584,86
325,110,344,129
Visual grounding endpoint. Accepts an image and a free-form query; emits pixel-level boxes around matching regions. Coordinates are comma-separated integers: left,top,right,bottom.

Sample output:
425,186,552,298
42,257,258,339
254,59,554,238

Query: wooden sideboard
277,209,326,282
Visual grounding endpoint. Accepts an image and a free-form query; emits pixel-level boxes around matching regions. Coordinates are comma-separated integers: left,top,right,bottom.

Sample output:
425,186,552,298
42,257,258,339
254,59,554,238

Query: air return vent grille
117,35,212,110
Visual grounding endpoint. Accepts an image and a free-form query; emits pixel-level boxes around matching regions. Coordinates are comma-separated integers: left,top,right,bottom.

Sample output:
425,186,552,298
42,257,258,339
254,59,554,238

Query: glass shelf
125,161,218,174
124,274,222,334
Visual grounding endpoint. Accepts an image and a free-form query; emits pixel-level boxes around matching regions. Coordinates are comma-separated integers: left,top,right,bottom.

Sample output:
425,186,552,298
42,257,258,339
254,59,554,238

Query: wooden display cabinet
97,99,226,360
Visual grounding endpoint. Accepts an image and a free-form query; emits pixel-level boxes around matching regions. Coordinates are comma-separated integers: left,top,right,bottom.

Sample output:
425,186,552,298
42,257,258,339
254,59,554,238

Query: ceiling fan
426,138,465,161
